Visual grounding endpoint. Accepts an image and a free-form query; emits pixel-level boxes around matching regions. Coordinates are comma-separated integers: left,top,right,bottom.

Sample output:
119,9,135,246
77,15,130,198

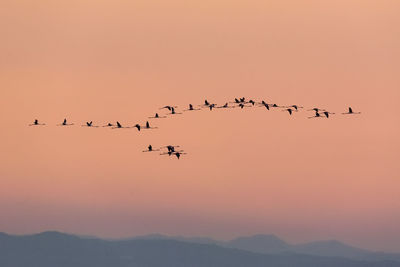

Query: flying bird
143,145,160,152
57,118,74,126
342,107,361,115
149,113,166,119
112,121,130,129
323,111,335,118
174,151,187,159
287,105,303,111
82,121,98,127
259,101,270,110
160,105,177,111
168,107,182,115
184,104,200,111
217,103,232,109
283,108,293,115
29,119,45,126
308,108,326,112
160,145,181,153
142,121,158,130
308,111,322,119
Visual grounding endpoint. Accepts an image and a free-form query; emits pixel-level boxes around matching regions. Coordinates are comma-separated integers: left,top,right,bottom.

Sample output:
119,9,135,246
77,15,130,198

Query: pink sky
0,0,399,252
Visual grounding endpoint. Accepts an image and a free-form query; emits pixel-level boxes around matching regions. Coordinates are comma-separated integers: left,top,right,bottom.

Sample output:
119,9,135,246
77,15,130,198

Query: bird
342,107,361,115
29,119,45,126
161,145,181,153
134,124,141,131
102,123,114,127
112,121,128,129
240,97,245,102
149,113,166,119
184,104,200,111
81,121,92,127
57,118,74,126
259,101,270,110
174,152,187,159
209,104,216,111
308,111,322,119
160,105,176,111
143,121,157,129
160,151,174,156
288,105,303,111
217,102,232,109
283,108,293,115
143,144,160,152
323,111,335,118
308,108,325,112
204,100,210,106
249,100,255,106
168,107,182,115
82,121,98,127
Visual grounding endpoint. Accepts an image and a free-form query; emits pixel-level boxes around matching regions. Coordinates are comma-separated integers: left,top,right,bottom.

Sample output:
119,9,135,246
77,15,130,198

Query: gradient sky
1,0,399,252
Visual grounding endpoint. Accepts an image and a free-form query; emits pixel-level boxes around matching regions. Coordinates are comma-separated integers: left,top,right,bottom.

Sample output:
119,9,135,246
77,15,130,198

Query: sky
0,0,399,252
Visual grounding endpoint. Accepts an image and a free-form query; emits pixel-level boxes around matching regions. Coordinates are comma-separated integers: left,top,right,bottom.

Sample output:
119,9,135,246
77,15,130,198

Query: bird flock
29,97,361,159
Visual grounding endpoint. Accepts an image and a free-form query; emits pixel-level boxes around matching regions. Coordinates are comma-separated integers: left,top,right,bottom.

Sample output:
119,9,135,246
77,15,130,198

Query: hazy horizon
1,0,399,254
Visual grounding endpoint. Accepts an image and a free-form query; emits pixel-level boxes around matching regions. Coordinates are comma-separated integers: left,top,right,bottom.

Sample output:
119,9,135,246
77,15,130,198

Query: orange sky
0,0,399,252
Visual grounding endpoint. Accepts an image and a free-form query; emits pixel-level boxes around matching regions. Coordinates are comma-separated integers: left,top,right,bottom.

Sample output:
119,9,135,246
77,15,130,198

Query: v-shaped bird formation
29,97,361,159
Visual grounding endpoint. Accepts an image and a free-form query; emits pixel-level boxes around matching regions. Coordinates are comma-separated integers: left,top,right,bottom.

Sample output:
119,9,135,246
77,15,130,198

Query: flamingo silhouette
82,121,99,127
287,105,303,111
184,104,200,111
160,145,181,153
283,108,293,115
323,111,335,118
112,121,130,129
160,105,177,111
308,108,326,112
342,107,361,115
149,113,167,119
29,119,45,126
217,103,233,109
174,151,187,159
143,145,160,152
259,101,270,110
308,111,322,119
57,118,74,126
168,107,182,115
143,121,158,130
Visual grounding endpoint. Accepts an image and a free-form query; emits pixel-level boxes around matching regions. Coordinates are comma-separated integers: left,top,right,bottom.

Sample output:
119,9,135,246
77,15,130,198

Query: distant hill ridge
1,231,399,267
128,233,400,262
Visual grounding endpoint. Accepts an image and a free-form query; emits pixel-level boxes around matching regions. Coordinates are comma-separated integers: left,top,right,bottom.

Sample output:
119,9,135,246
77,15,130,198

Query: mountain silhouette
129,233,400,262
0,231,399,267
